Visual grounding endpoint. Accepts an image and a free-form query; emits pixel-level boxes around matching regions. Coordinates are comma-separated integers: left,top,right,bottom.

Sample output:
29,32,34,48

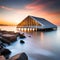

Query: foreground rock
0,46,11,59
2,34,17,42
0,30,17,45
0,37,10,45
0,41,6,47
17,53,28,60
9,53,28,60
0,30,15,34
0,56,6,60
1,49,11,59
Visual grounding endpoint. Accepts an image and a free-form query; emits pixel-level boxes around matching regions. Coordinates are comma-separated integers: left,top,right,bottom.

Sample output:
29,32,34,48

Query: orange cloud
25,1,60,16
26,4,45,11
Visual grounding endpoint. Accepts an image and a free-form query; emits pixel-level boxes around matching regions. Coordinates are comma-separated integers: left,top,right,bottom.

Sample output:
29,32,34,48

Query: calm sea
0,26,60,60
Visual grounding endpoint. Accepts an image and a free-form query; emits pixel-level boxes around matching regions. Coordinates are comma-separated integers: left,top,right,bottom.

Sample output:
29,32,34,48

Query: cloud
0,6,14,11
0,0,34,9
26,4,44,11
0,5,32,20
0,0,60,13
0,5,24,13
25,0,60,13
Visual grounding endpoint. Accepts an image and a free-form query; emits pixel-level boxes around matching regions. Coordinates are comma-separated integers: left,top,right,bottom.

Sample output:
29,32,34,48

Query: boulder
20,40,25,44
0,56,6,60
2,34,17,42
20,35,26,39
0,41,6,47
16,32,26,38
0,48,11,59
0,37,10,45
0,30,6,34
0,30,17,45
0,33,2,36
0,30,15,34
17,53,28,60
9,53,28,60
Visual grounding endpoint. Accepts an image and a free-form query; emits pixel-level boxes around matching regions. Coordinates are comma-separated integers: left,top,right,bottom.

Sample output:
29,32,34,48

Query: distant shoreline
0,24,17,26
0,25,17,26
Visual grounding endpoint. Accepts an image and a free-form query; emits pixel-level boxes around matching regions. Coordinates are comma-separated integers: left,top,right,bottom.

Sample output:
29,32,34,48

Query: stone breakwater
0,30,26,45
0,30,28,60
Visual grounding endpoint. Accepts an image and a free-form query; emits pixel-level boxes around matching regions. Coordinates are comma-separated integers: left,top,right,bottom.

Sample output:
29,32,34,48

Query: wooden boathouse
17,16,57,31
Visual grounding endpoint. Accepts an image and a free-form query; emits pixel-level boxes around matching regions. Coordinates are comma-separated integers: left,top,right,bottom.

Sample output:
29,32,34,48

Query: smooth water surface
0,26,60,60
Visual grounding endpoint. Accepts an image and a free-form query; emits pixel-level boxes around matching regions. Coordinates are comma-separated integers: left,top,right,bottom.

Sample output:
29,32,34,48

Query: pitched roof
29,16,57,28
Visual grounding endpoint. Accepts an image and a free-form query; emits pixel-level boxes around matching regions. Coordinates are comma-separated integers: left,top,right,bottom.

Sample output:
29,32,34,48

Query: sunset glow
0,0,60,25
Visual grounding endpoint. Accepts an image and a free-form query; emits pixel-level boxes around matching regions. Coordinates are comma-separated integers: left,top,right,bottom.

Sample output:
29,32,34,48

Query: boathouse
17,16,57,31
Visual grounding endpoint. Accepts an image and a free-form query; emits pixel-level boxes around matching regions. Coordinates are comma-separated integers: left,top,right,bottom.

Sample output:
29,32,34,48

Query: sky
0,0,60,25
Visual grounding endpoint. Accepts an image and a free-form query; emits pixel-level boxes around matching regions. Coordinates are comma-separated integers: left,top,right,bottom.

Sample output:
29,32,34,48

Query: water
0,26,60,60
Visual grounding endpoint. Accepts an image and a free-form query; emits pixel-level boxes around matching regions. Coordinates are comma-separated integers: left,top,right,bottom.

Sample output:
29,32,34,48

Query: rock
16,32,26,38
0,43,11,59
20,35,26,39
17,53,28,60
2,34,17,42
15,32,20,37
0,37,10,45
0,41,6,47
0,33,2,36
0,30,15,34
0,30,6,34
9,53,28,60
20,40,25,44
0,56,6,60
20,33,26,39
0,30,17,45
0,48,11,59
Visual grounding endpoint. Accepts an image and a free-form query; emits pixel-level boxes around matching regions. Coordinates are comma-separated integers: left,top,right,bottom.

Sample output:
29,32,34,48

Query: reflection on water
0,26,60,60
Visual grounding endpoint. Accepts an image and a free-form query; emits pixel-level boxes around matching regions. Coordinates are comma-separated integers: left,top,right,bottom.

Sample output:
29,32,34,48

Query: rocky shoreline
0,30,26,45
0,30,28,60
